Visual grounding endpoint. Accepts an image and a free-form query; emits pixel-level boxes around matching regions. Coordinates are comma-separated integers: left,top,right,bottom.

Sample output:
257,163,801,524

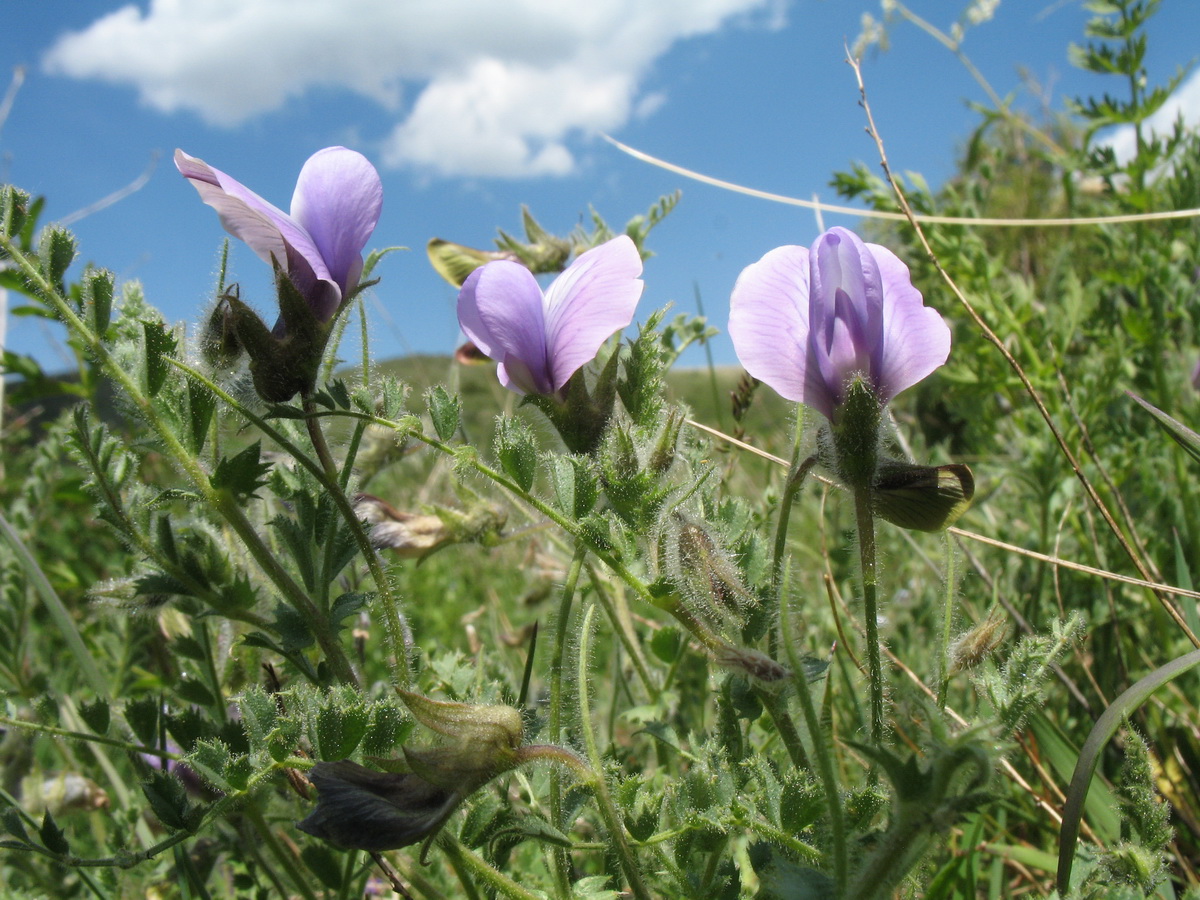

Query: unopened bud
20,773,109,816
398,692,523,750
666,511,757,637
396,692,525,795
648,408,684,474
949,607,1007,673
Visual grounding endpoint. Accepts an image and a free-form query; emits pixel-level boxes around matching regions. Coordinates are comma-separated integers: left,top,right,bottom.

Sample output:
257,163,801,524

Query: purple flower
457,235,644,395
176,147,382,323
729,227,950,421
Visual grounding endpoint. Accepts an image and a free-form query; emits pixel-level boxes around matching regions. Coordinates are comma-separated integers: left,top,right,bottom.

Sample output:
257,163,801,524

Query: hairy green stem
754,688,809,769
548,544,586,899
936,531,957,709
577,603,653,900
780,592,846,893
585,564,657,695
170,359,411,686
439,836,537,900
0,238,358,685
0,714,177,759
245,804,321,900
854,486,884,745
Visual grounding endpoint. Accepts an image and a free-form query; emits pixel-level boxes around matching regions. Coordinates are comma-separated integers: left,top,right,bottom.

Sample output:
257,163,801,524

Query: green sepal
79,698,110,735
494,415,538,492
38,811,69,855
829,376,881,492
142,318,178,397
211,441,272,502
82,266,115,336
39,225,77,296
426,385,462,441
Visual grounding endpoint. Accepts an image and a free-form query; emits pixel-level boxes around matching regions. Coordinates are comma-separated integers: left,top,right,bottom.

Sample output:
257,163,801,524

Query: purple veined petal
728,244,838,419
497,353,544,395
809,228,884,369
541,235,644,392
175,149,289,269
175,149,325,283
456,260,552,394
818,288,876,408
867,242,951,403
290,147,383,297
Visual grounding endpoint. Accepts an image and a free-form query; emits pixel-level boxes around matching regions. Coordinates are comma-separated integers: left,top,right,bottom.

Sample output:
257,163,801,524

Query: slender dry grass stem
846,53,1200,651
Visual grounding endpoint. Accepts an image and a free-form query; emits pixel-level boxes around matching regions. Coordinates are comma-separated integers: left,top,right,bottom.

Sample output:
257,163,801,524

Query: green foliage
4,5,1200,896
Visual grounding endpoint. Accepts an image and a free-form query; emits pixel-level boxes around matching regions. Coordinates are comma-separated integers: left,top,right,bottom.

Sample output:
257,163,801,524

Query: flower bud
948,607,1007,673
664,511,757,637
397,692,523,750
711,644,789,683
396,692,525,795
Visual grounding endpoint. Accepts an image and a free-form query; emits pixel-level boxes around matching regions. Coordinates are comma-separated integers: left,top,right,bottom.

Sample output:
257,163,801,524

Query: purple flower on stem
176,147,382,323
728,226,950,421
457,235,644,396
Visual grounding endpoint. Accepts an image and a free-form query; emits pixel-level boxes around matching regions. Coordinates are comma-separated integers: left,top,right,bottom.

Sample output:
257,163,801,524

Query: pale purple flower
457,235,644,395
176,147,382,323
729,227,950,420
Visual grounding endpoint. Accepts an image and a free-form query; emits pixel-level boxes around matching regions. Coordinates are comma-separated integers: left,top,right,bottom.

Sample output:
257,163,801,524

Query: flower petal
175,149,324,279
290,147,383,298
729,244,836,419
867,242,951,404
542,235,644,392
809,228,884,401
457,260,552,394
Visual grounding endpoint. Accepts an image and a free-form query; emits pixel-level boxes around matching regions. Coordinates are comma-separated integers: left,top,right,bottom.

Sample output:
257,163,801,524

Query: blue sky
3,0,1198,375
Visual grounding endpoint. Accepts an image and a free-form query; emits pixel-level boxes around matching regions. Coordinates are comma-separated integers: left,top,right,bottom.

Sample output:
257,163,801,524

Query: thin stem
0,238,359,684
936,531,958,709
754,687,809,769
585,564,657,696
438,836,537,900
577,603,653,900
304,397,342,484
854,487,884,746
548,544,586,900
169,358,409,686
780,586,846,893
0,714,177,761
770,454,818,603
244,805,322,900
848,56,1200,651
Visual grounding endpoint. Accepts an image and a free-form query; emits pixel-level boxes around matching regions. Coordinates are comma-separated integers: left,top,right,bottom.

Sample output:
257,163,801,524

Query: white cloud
42,0,785,177
1100,66,1200,165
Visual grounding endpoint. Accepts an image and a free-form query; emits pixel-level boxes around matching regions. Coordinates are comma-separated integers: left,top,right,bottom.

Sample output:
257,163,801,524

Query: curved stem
439,836,538,900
